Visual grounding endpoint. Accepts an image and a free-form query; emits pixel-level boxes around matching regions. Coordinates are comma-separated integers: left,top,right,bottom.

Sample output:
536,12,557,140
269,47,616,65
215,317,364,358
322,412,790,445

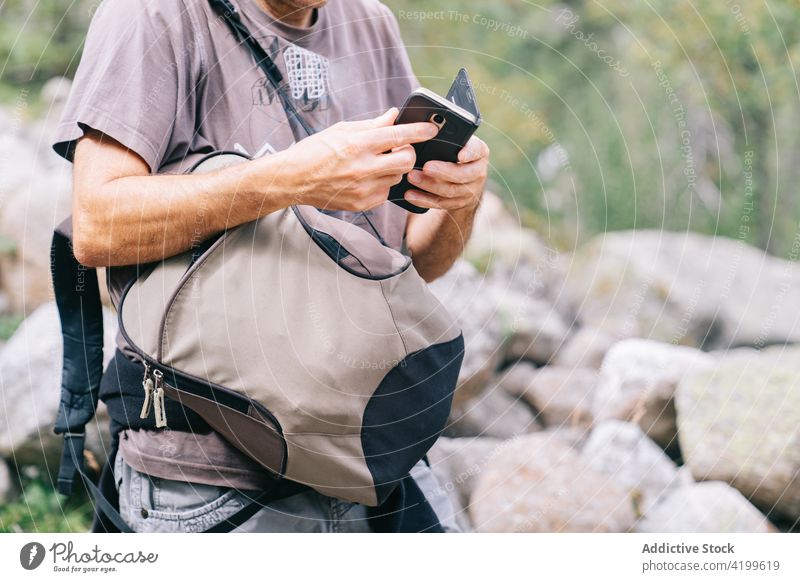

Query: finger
363,121,438,152
374,172,405,189
344,108,399,131
457,136,490,163
418,158,487,185
385,172,406,187
372,145,417,176
404,189,473,210
406,170,464,198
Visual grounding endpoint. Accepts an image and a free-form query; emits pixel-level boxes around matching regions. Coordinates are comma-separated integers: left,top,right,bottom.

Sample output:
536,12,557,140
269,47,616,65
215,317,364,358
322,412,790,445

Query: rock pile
0,91,797,532
422,196,798,532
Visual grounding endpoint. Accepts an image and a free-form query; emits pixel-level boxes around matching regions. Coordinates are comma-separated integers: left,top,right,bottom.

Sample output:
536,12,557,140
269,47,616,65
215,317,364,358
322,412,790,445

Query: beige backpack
117,153,464,505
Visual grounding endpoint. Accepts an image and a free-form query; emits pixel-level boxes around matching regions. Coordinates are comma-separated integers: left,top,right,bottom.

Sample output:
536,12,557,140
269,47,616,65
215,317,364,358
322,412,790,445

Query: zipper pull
153,369,168,428
139,363,154,420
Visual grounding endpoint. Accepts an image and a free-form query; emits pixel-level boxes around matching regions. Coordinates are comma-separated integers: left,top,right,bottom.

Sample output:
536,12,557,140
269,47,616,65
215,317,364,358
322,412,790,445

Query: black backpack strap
204,490,281,533
51,217,105,497
209,0,316,139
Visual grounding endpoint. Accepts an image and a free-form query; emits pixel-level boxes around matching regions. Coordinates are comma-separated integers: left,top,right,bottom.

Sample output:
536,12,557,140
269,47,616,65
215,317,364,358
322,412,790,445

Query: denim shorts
113,450,461,533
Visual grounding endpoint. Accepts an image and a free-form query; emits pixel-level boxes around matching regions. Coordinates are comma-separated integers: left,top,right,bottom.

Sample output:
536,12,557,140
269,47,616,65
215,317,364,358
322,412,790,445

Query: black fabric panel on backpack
367,474,445,533
100,349,213,435
361,334,465,506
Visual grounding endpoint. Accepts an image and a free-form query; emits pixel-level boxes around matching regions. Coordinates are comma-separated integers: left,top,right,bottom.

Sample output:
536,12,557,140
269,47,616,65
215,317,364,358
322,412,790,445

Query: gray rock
0,133,40,213
30,79,76,169
676,465,695,487
497,292,571,365
539,425,593,451
495,360,539,394
0,94,75,312
427,436,506,531
0,303,117,467
429,261,504,405
40,77,73,107
676,346,800,521
592,339,715,449
0,170,72,311
582,420,679,515
465,191,519,237
463,195,553,275
442,195,569,369
552,326,620,369
556,230,800,349
636,481,776,533
469,433,636,532
463,192,565,338
446,384,540,439
500,363,597,429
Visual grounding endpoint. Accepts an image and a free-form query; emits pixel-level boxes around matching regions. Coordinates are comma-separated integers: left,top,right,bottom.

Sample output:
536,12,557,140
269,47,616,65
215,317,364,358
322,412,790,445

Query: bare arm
405,206,479,282
72,108,438,267
405,136,490,281
72,130,289,266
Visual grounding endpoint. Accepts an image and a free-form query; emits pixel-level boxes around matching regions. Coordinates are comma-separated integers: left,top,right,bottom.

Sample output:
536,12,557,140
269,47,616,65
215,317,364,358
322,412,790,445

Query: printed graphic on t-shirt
251,35,330,112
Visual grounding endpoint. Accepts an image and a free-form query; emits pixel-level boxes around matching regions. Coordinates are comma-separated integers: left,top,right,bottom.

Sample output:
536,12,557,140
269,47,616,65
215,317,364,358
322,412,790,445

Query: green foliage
0,467,93,533
1,0,799,254
386,0,800,255
0,0,94,87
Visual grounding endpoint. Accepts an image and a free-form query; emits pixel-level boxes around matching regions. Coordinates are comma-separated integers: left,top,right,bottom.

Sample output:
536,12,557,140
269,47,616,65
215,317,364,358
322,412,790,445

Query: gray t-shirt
53,0,418,489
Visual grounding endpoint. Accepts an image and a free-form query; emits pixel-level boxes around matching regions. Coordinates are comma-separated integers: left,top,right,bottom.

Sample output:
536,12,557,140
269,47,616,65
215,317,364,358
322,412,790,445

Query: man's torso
55,0,417,487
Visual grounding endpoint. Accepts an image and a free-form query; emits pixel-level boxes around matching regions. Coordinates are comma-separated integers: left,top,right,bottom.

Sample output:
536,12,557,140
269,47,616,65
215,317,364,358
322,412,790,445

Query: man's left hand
403,135,490,211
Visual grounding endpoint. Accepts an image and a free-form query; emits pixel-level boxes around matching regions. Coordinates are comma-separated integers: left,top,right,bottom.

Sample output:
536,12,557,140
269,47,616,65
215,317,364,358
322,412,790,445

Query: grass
0,467,93,533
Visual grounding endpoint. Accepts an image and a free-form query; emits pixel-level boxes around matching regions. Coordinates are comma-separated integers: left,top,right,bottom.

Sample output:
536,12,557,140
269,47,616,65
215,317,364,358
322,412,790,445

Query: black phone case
388,93,480,214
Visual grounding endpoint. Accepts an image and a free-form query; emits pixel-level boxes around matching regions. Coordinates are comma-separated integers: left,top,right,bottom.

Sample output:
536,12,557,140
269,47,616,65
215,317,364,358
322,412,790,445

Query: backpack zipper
152,369,167,428
139,363,167,427
139,362,154,419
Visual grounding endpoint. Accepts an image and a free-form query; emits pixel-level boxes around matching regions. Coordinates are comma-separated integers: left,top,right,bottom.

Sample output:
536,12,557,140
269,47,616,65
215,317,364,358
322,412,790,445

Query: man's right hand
71,110,437,267
272,108,438,212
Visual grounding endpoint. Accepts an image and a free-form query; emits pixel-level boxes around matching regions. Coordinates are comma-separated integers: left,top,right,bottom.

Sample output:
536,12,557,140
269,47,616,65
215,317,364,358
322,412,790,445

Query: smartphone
388,68,482,214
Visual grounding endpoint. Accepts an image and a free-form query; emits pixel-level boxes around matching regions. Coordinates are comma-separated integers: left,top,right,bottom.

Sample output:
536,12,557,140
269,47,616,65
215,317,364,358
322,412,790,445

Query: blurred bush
0,0,95,87
0,467,92,533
